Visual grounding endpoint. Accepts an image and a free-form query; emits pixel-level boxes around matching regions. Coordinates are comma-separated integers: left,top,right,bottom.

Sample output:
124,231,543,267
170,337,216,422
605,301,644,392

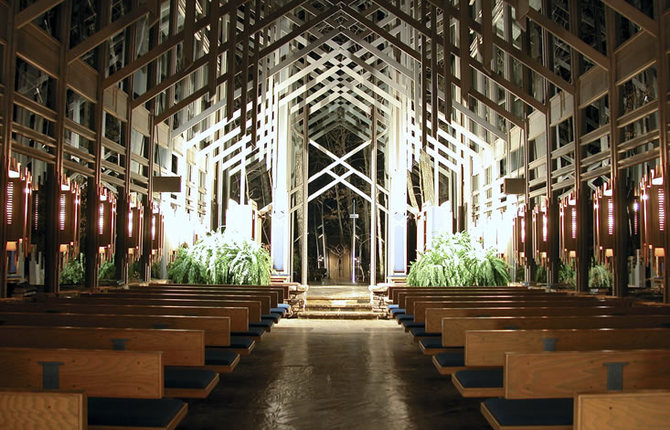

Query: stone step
298,310,382,320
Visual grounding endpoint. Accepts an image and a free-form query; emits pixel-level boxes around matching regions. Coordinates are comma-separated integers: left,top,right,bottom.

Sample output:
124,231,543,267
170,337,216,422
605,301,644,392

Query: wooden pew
0,325,219,399
42,295,266,339
147,282,290,306
0,390,86,430
422,299,618,332
396,290,562,312
417,300,622,354
84,291,276,327
0,311,231,347
449,327,670,395
574,390,670,430
126,286,283,311
0,347,188,429
440,314,670,347
0,312,240,373
387,286,538,304
0,301,255,355
479,349,670,430
411,296,610,324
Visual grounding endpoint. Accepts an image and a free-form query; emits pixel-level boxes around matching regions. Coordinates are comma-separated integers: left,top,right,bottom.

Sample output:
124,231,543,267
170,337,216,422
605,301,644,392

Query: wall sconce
6,159,32,256
58,176,81,255
150,203,164,260
514,204,526,263
593,183,614,263
532,197,549,265
127,196,144,261
640,171,665,266
97,187,117,262
560,192,578,260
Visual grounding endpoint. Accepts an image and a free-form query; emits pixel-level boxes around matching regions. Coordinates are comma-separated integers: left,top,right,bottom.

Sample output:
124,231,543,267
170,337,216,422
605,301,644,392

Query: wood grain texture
0,347,163,398
411,297,603,322
47,296,264,322
440,315,670,347
397,291,554,309
0,325,205,366
88,292,272,314
575,390,670,430
0,312,231,346
0,390,85,430
424,298,611,331
504,349,670,399
466,328,670,366
0,301,249,332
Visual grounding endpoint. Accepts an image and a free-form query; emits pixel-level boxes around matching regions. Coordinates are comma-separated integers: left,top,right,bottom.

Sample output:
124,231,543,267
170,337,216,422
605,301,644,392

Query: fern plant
407,232,510,286
60,257,85,285
167,229,271,285
589,264,613,290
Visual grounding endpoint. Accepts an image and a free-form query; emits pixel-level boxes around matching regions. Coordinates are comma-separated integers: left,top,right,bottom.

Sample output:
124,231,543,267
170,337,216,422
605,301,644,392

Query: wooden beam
603,0,658,38
15,0,64,29
67,5,150,63
524,7,609,71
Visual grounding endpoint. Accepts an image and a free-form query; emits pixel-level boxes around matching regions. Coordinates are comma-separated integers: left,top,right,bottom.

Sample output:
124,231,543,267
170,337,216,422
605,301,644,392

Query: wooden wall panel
615,31,656,85
16,25,59,77
67,60,97,102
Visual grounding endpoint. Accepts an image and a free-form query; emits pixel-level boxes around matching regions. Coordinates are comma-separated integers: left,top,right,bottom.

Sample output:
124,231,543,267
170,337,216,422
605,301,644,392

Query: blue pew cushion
419,337,444,350
271,307,287,315
455,368,503,388
262,313,280,323
277,303,290,310
396,314,414,322
229,336,254,349
390,308,406,315
434,352,465,367
88,397,185,427
483,398,573,426
164,367,218,389
402,321,425,329
387,304,399,310
232,326,265,337
205,348,240,366
410,327,440,337
250,320,273,329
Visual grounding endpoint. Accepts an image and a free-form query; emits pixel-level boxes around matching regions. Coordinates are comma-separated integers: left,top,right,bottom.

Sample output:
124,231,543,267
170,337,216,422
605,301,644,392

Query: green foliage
589,263,613,289
407,232,510,287
98,260,116,280
167,230,271,285
534,265,547,283
60,257,85,285
559,262,576,287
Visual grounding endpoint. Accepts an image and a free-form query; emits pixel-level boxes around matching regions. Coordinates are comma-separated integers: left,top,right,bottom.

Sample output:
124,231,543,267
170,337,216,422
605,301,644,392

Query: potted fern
407,232,510,287
168,229,271,285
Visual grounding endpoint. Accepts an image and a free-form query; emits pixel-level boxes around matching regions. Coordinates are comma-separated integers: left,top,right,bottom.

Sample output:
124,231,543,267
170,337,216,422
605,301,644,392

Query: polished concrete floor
178,319,490,430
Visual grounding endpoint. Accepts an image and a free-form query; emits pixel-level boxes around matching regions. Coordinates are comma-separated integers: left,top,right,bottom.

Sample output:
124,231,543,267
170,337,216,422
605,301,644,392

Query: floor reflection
178,319,490,429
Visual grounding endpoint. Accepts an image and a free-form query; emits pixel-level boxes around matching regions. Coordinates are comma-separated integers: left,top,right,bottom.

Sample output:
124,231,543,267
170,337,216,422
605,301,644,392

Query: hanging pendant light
97,187,117,262
593,183,614,263
6,159,32,256
640,171,665,267
127,196,144,261
58,176,81,256
150,203,164,260
560,192,578,260
532,197,549,266
514,204,527,264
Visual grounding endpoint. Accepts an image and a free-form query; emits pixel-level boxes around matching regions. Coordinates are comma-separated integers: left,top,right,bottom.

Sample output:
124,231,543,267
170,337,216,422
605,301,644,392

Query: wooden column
605,8,627,297
656,3,670,303
370,106,378,286
0,1,18,297
568,0,589,293
301,104,309,285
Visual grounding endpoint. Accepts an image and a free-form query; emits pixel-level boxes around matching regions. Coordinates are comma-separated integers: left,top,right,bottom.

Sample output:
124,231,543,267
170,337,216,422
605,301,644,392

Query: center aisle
178,319,490,429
